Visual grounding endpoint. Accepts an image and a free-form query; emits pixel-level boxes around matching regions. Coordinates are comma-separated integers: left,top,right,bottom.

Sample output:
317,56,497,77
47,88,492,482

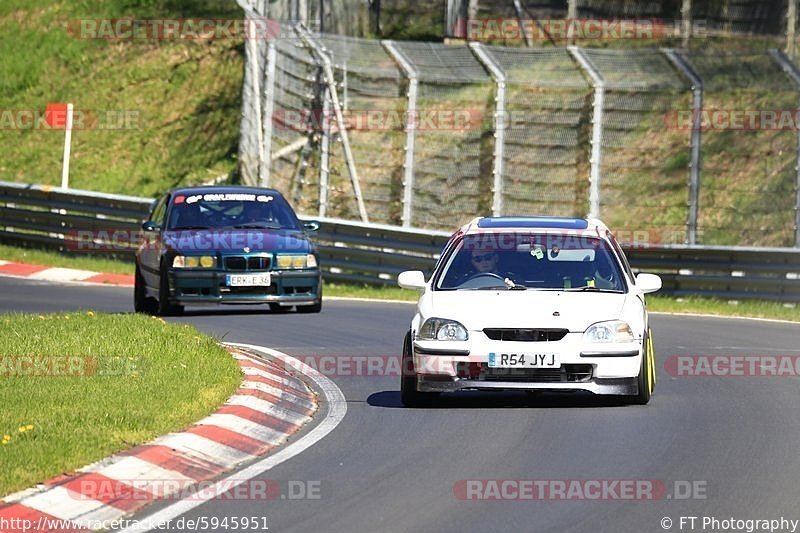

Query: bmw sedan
135,186,322,315
397,216,662,406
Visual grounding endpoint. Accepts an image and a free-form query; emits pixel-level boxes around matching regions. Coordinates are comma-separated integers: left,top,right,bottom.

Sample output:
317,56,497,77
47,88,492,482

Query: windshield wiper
229,223,283,230
565,285,622,293
170,225,211,230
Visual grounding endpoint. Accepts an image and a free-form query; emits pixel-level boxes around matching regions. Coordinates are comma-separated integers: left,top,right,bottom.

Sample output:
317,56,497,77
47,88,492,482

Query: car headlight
275,254,317,269
418,318,469,341
172,255,216,268
583,320,634,343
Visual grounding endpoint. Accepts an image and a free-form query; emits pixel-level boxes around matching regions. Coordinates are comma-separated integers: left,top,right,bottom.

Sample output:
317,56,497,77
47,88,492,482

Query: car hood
420,290,629,332
162,228,314,254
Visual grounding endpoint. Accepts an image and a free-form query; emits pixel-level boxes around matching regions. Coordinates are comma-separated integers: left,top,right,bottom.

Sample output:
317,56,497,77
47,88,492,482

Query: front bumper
418,375,638,395
412,332,643,395
168,268,321,305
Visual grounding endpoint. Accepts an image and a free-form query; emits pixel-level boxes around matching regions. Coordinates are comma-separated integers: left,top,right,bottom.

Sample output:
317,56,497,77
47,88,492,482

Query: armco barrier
0,181,799,301
0,181,151,255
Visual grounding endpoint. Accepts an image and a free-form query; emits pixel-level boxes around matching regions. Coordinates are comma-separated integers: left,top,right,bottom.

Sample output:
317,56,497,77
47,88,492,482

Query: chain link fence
580,48,693,244
237,13,800,247
482,45,591,218
261,0,792,42
388,41,494,229
685,49,799,246
268,25,319,205
320,34,405,223
578,0,785,35
448,0,793,46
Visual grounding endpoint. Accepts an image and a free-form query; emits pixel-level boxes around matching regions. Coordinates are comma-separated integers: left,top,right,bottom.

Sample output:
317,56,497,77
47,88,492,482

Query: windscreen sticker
180,193,274,204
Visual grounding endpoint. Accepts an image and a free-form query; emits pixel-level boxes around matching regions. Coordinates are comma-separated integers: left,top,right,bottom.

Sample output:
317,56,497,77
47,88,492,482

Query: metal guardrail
0,181,151,255
1,181,799,302
627,246,800,302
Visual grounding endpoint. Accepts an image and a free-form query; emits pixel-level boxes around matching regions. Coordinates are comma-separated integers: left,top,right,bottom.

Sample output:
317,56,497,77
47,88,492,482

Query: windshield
166,192,301,231
435,233,626,292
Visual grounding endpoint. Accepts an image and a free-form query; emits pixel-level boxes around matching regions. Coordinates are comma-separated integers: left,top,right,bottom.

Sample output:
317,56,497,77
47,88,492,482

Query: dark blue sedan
134,186,322,315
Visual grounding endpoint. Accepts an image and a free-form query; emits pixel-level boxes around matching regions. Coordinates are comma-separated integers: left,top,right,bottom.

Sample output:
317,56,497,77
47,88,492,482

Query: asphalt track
2,277,799,533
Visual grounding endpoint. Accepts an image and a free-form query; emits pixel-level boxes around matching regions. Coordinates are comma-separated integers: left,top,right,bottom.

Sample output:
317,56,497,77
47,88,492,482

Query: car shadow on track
367,391,631,409
133,306,302,317
179,308,274,317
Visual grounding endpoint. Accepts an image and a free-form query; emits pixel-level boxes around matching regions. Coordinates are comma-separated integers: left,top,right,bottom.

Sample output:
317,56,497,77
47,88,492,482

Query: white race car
397,216,662,407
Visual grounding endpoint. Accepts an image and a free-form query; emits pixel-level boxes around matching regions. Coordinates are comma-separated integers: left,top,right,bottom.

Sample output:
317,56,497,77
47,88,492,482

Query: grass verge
0,242,797,322
1,0,243,197
646,295,798,322
325,282,417,302
0,311,241,497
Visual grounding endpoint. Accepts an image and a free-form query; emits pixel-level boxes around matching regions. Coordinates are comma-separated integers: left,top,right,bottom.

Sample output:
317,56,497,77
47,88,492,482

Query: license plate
488,352,559,368
226,273,271,286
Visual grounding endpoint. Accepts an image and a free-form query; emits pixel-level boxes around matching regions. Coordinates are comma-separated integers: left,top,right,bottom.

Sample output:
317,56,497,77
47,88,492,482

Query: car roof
460,216,610,234
167,185,284,197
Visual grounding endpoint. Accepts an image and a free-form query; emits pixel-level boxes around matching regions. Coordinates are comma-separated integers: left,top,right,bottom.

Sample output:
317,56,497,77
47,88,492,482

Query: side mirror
398,270,426,290
636,273,662,294
303,221,320,232
141,221,160,231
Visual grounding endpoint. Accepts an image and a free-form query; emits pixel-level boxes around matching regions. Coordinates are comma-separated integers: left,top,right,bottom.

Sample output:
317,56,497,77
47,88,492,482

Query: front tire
632,328,655,405
134,264,150,314
157,269,183,316
400,331,438,408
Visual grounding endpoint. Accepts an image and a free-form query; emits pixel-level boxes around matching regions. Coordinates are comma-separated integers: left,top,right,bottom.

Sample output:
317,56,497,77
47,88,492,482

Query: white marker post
61,103,74,189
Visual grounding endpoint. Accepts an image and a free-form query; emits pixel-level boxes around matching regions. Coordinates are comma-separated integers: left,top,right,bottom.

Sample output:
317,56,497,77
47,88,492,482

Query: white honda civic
397,216,662,407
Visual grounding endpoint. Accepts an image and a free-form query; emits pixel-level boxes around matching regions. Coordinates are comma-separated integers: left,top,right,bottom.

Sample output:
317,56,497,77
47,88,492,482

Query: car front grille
483,328,569,342
283,286,314,294
223,255,271,271
477,364,593,383
223,285,278,295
